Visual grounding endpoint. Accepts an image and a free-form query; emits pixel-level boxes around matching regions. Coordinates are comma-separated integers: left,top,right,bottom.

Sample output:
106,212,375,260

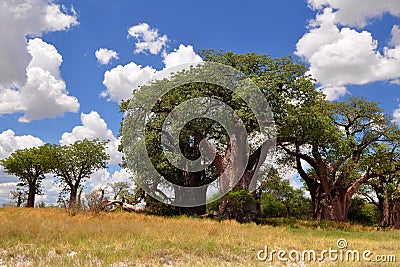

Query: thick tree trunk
69,186,78,206
370,176,400,228
173,181,207,215
172,169,208,215
380,191,391,228
388,186,400,229
392,203,400,229
313,183,353,222
218,136,272,222
26,183,36,208
193,131,273,222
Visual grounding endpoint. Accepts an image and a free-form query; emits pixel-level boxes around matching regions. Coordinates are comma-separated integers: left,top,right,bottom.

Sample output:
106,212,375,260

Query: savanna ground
0,208,399,267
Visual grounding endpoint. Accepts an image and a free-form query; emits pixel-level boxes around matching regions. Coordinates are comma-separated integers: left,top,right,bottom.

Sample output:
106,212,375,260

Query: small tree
1,145,52,207
10,188,27,207
51,139,109,206
85,189,108,214
259,169,311,219
109,181,131,200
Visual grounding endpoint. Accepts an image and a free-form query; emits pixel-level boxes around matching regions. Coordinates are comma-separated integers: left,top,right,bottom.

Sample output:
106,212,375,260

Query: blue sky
1,0,399,205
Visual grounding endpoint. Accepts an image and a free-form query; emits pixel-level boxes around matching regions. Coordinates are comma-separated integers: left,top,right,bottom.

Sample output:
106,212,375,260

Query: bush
146,197,178,216
218,189,258,223
85,189,108,215
261,194,287,218
348,197,380,226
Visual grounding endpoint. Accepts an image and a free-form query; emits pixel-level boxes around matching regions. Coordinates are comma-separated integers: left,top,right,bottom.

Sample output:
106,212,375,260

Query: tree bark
69,185,78,206
378,182,391,228
392,203,400,229
372,176,399,228
26,182,36,208
16,193,23,207
173,170,208,215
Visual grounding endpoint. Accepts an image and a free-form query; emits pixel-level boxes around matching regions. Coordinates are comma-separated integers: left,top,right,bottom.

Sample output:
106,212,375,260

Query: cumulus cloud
393,106,400,124
0,129,44,205
0,0,78,88
0,114,128,205
101,44,203,103
307,0,400,27
0,38,80,122
390,25,400,46
163,44,203,69
35,176,62,206
391,79,400,85
101,62,156,103
0,129,44,160
317,85,348,101
101,23,203,103
0,181,19,205
296,7,400,100
128,23,168,55
88,168,132,191
60,111,123,165
95,48,119,65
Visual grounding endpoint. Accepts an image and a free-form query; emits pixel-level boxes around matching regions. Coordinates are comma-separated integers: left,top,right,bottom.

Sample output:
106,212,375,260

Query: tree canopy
50,139,109,205
1,144,52,207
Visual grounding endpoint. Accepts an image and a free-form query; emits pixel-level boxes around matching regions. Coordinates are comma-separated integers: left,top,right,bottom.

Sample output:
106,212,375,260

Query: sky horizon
1,0,399,205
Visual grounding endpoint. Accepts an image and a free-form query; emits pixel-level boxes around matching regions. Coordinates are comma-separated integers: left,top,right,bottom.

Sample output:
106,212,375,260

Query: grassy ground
0,207,399,267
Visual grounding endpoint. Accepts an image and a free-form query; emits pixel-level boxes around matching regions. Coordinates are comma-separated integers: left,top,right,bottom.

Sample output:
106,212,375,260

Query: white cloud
296,7,400,100
95,48,119,65
0,129,45,206
318,85,348,101
307,0,400,27
0,38,80,122
0,181,19,206
391,79,400,85
163,44,203,69
101,62,156,103
0,123,129,205
128,23,168,55
0,0,78,88
393,106,400,124
60,111,123,165
88,168,132,191
102,44,203,103
0,129,44,159
35,175,62,206
390,25,400,46
102,23,203,103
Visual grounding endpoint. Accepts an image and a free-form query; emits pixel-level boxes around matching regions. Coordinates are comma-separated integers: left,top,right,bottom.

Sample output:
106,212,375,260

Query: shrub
348,197,380,226
218,189,258,223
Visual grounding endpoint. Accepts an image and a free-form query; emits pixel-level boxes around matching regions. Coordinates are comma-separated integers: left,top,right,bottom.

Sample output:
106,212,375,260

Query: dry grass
0,207,399,266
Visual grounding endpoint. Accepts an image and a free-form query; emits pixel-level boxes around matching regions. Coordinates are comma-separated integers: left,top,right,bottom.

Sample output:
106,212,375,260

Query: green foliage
36,201,46,208
50,139,109,204
146,197,178,216
1,144,53,207
108,181,131,200
261,194,287,218
259,169,312,219
121,50,322,219
218,189,258,223
347,197,380,226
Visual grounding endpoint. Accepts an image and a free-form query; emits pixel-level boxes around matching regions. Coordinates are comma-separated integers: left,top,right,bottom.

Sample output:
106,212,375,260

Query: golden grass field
0,207,399,267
